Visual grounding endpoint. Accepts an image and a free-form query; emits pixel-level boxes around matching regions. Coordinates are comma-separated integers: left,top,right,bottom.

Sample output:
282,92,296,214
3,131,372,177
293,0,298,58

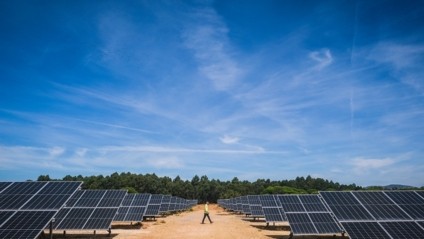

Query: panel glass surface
260,195,279,207
97,190,127,207
249,205,264,217
263,207,285,222
278,195,305,212
308,213,341,234
385,191,424,204
286,213,317,234
299,195,327,212
328,205,374,221
320,192,360,205
144,204,161,216
0,182,12,192
341,222,391,239
380,221,424,239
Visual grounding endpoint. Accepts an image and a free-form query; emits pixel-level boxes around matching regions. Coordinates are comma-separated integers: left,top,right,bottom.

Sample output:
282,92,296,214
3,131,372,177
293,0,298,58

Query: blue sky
1,0,424,187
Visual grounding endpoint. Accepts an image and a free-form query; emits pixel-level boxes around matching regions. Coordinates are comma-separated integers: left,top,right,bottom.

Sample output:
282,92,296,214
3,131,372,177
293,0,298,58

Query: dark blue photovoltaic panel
260,195,279,207
319,192,373,221
73,190,105,207
363,204,410,220
247,195,261,205
55,189,126,229
97,190,127,207
286,213,316,234
249,205,264,217
416,191,424,198
0,182,12,192
386,191,424,204
144,204,160,216
353,191,392,204
114,207,130,221
0,211,14,225
21,182,81,210
1,182,46,195
149,194,163,205
320,192,360,205
133,194,151,206
84,208,118,229
298,195,327,212
125,207,146,221
121,194,135,206
0,194,33,209
0,211,56,239
263,207,286,222
341,222,391,239
0,182,81,239
64,190,84,207
380,221,424,239
327,205,374,221
308,213,341,234
278,195,305,212
385,191,424,220
352,191,410,220
38,181,81,194
54,208,93,229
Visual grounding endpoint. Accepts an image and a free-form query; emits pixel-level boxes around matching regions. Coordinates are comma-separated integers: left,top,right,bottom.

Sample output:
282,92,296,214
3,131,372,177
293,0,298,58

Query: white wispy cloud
219,135,239,144
309,48,333,70
148,157,183,169
182,7,242,91
350,157,396,174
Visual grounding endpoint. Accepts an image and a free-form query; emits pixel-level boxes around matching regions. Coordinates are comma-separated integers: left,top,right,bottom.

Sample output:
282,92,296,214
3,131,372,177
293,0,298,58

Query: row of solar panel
0,181,197,239
218,191,424,238
0,182,83,239
218,194,343,235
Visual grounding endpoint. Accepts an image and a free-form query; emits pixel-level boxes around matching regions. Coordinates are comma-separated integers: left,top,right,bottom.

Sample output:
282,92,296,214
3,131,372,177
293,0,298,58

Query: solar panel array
260,195,286,223
114,193,197,222
281,195,342,235
0,181,82,239
219,191,424,238
54,189,127,230
320,191,424,239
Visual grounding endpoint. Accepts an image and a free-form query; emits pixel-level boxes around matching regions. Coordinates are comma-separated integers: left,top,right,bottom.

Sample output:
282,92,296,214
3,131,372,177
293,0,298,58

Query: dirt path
112,204,290,239
53,204,344,238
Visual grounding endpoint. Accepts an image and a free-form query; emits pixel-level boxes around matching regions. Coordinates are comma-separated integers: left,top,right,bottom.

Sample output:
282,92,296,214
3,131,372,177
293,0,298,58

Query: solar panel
159,195,172,214
379,221,424,239
286,213,317,234
55,189,126,230
341,222,391,239
114,193,151,222
319,192,373,221
125,206,146,221
84,208,118,229
416,191,424,198
0,210,56,239
246,195,264,217
298,195,328,212
262,207,286,222
0,182,12,192
0,181,82,239
385,191,424,220
249,205,265,217
352,191,410,220
144,204,161,217
308,213,342,234
278,195,305,212
240,196,251,214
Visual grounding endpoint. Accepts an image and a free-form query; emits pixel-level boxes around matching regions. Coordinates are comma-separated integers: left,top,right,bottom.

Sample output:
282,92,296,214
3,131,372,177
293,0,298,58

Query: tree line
36,172,419,203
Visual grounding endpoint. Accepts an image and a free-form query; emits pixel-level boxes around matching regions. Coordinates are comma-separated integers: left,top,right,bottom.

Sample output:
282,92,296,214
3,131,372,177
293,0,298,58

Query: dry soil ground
49,204,345,239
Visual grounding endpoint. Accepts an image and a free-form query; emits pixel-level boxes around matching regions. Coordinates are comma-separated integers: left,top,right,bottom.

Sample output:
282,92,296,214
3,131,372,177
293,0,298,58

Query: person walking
201,201,213,224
